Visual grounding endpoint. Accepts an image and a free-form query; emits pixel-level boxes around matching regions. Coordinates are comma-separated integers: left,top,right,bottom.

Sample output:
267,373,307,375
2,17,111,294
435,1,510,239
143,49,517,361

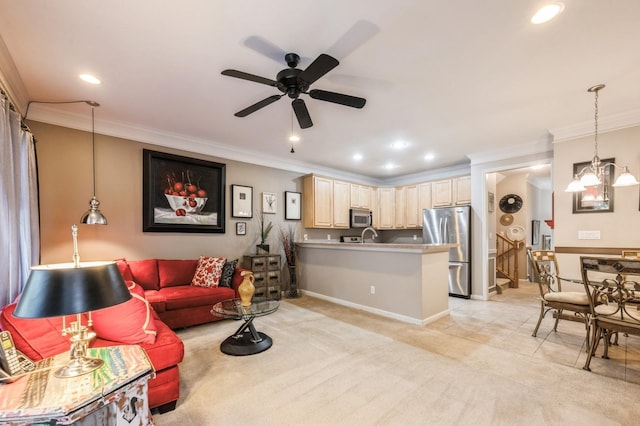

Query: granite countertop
296,241,456,254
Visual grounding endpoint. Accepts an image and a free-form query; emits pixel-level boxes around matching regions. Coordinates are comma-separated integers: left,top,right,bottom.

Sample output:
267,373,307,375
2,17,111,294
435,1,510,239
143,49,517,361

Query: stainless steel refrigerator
422,205,471,298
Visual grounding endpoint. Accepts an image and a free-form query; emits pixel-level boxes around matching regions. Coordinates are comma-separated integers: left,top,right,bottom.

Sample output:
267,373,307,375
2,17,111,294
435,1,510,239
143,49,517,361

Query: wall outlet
413,234,417,241
370,285,375,295
578,230,601,240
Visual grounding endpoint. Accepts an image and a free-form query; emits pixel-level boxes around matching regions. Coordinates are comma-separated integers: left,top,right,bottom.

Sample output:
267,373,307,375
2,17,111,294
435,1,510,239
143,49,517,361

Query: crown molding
0,34,28,113
550,108,640,143
466,134,553,166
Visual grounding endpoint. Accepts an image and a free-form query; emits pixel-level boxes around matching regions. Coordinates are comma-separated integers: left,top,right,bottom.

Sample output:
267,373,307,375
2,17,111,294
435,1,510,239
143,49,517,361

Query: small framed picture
262,192,277,214
231,185,253,218
285,191,302,220
236,222,246,235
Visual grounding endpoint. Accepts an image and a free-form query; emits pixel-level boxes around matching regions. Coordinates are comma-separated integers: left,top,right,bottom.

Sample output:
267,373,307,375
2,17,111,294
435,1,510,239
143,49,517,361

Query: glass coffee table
211,298,279,356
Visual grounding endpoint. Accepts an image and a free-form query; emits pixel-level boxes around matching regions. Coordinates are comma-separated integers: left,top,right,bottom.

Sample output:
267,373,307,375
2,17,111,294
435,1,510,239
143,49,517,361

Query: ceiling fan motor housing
276,68,308,98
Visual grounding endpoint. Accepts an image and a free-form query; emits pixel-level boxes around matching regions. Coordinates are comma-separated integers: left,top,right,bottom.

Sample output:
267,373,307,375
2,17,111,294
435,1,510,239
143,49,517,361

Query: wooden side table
0,345,154,425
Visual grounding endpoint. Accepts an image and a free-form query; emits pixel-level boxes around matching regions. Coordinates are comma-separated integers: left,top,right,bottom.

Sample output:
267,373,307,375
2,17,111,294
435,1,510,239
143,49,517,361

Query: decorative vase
256,244,269,255
286,265,299,298
238,271,255,307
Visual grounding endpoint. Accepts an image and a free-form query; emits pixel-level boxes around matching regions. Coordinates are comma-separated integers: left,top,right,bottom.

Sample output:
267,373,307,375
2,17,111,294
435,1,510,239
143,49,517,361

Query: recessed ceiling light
383,163,398,170
391,141,408,150
353,153,363,161
79,74,101,85
531,3,564,24
531,164,545,170
424,153,435,161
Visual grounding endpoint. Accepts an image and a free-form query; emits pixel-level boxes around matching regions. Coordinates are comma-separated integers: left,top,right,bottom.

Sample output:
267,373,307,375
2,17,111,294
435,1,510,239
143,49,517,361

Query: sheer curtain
0,93,40,306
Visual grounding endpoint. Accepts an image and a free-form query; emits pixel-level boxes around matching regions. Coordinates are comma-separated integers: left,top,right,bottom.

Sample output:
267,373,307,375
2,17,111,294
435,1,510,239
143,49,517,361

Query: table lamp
13,225,131,378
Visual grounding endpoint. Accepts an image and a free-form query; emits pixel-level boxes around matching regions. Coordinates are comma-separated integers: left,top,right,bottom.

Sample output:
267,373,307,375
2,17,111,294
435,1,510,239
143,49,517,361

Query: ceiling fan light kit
222,52,366,130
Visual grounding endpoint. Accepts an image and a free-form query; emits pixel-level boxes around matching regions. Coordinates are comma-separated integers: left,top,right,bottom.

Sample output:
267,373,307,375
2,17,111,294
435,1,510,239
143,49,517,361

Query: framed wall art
531,220,540,245
231,184,253,218
142,149,226,233
262,192,277,214
285,191,302,220
236,222,246,235
572,158,615,214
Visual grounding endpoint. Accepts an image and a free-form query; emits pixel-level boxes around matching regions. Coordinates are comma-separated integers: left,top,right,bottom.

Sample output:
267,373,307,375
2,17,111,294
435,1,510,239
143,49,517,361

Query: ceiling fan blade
221,69,278,87
292,99,313,129
235,95,282,117
309,89,366,109
298,54,339,85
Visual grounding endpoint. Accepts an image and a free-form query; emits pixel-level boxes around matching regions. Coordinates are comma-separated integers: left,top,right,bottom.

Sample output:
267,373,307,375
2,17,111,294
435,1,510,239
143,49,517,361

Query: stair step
495,278,511,294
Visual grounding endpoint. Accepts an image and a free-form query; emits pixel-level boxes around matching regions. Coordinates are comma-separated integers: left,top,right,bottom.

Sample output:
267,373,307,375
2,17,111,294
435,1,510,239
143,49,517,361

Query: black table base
220,315,273,356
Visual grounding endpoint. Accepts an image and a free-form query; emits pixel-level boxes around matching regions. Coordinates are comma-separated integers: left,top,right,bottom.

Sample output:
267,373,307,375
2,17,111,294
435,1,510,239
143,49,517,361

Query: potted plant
280,225,299,298
256,212,273,254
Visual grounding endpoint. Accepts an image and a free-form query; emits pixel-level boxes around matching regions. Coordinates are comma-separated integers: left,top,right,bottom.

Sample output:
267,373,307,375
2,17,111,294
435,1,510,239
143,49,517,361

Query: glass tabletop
211,298,279,320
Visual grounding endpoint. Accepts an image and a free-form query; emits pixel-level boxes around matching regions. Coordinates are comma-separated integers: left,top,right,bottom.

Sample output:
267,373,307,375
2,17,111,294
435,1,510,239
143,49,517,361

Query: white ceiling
1,1,639,183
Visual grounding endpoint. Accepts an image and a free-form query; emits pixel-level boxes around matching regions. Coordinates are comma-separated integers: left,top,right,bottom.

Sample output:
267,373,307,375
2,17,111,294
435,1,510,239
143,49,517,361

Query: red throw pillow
191,256,227,288
91,281,157,344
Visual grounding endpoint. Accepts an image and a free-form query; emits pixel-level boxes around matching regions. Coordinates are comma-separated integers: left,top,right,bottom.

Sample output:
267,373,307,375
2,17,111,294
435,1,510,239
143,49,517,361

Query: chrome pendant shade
565,84,639,193
80,107,108,224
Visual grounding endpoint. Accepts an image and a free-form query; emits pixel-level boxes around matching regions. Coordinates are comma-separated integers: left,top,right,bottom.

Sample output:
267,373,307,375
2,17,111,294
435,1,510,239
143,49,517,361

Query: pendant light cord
593,87,599,158
91,107,96,197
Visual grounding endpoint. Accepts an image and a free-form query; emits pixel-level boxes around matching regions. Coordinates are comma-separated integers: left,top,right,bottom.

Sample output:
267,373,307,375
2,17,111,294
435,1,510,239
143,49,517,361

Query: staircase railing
496,233,521,289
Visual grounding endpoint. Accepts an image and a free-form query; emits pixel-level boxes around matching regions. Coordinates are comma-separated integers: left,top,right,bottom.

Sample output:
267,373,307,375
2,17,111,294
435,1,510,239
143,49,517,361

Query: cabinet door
405,184,420,228
378,187,395,229
359,185,371,209
454,176,471,205
333,180,350,228
350,184,360,208
418,182,432,212
303,175,333,228
432,179,453,207
394,187,406,228
370,187,379,228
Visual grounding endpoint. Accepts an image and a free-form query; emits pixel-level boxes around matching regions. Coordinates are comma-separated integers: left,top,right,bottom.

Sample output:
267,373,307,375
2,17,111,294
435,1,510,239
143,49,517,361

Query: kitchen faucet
361,226,378,243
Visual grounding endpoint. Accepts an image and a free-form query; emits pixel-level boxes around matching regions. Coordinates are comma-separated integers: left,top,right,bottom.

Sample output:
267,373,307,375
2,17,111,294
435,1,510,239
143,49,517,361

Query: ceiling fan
221,52,366,129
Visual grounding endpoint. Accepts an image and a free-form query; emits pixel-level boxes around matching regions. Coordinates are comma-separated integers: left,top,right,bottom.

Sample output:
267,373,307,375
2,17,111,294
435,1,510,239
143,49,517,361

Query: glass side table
211,298,279,356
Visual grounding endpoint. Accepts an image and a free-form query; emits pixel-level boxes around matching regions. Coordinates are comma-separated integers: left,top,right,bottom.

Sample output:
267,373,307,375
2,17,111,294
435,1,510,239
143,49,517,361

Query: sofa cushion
128,259,160,291
158,259,198,288
191,256,226,288
92,281,158,344
92,309,184,373
159,286,235,311
115,258,134,281
219,259,238,288
0,302,71,361
143,289,167,313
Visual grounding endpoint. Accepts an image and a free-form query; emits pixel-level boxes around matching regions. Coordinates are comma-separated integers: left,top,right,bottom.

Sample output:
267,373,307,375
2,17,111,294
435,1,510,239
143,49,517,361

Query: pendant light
80,107,108,224
564,84,639,192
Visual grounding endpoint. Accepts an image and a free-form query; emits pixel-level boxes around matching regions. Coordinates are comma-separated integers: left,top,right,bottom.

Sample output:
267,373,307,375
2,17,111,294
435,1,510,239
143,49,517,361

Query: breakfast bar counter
296,242,455,325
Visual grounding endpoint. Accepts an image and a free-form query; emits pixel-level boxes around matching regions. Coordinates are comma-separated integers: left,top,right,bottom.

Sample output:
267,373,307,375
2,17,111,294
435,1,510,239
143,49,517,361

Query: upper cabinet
302,174,469,229
350,183,372,209
432,176,471,207
303,174,350,229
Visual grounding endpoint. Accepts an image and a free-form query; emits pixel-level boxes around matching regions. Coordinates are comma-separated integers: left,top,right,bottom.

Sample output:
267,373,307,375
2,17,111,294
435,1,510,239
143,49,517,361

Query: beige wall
552,124,640,277
29,120,309,264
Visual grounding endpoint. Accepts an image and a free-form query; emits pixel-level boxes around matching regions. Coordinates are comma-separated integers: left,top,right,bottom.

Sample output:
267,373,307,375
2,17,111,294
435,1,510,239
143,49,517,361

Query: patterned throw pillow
219,259,238,288
191,256,227,288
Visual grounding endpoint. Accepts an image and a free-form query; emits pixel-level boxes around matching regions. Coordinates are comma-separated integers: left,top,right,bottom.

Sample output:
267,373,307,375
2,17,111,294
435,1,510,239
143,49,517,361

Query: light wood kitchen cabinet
370,187,379,228
454,175,471,205
418,182,432,212
394,186,406,228
303,175,333,228
404,184,421,228
350,184,372,209
377,187,395,229
432,179,453,207
333,180,350,228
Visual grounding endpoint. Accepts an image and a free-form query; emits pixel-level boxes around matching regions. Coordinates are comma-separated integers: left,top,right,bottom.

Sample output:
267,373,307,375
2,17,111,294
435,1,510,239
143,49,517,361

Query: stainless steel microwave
350,208,372,228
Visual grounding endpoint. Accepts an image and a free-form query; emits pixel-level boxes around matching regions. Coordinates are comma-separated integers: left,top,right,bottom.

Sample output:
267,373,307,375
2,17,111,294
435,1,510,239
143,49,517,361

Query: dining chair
581,256,640,371
529,250,591,341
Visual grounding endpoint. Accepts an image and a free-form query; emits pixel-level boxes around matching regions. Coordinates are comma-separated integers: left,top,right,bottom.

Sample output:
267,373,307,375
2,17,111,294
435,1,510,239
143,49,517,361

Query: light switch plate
578,230,601,240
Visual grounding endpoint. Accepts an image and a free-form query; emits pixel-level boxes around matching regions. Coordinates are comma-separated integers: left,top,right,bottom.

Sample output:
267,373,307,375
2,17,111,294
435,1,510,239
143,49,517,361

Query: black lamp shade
14,261,131,318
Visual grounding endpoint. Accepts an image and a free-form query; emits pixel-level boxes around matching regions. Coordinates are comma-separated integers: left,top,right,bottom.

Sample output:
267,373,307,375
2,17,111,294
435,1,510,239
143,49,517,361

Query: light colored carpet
154,295,640,425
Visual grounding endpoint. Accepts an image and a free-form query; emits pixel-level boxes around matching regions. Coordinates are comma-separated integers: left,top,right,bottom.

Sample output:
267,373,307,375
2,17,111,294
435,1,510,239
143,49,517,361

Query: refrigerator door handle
443,217,449,244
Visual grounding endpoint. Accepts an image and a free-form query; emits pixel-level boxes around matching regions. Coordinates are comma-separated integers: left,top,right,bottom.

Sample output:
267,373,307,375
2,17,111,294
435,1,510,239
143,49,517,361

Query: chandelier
564,84,639,193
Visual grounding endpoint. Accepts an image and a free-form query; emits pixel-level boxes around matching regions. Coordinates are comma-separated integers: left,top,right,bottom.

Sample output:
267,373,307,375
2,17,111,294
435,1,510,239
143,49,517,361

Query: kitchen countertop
296,241,456,254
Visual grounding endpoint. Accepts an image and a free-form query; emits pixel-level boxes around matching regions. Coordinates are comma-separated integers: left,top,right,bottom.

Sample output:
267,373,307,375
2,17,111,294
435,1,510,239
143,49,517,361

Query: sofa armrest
232,267,252,296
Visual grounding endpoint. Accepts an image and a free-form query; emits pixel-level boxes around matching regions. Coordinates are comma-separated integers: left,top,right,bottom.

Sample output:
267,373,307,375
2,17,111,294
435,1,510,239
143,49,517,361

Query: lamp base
54,356,104,378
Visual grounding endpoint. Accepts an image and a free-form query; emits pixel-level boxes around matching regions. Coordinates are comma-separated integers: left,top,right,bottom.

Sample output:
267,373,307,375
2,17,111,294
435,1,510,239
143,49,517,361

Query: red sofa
116,258,246,329
0,258,246,413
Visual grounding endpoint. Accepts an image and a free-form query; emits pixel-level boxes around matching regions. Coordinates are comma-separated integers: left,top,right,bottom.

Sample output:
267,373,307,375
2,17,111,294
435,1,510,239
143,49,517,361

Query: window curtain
0,93,40,306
